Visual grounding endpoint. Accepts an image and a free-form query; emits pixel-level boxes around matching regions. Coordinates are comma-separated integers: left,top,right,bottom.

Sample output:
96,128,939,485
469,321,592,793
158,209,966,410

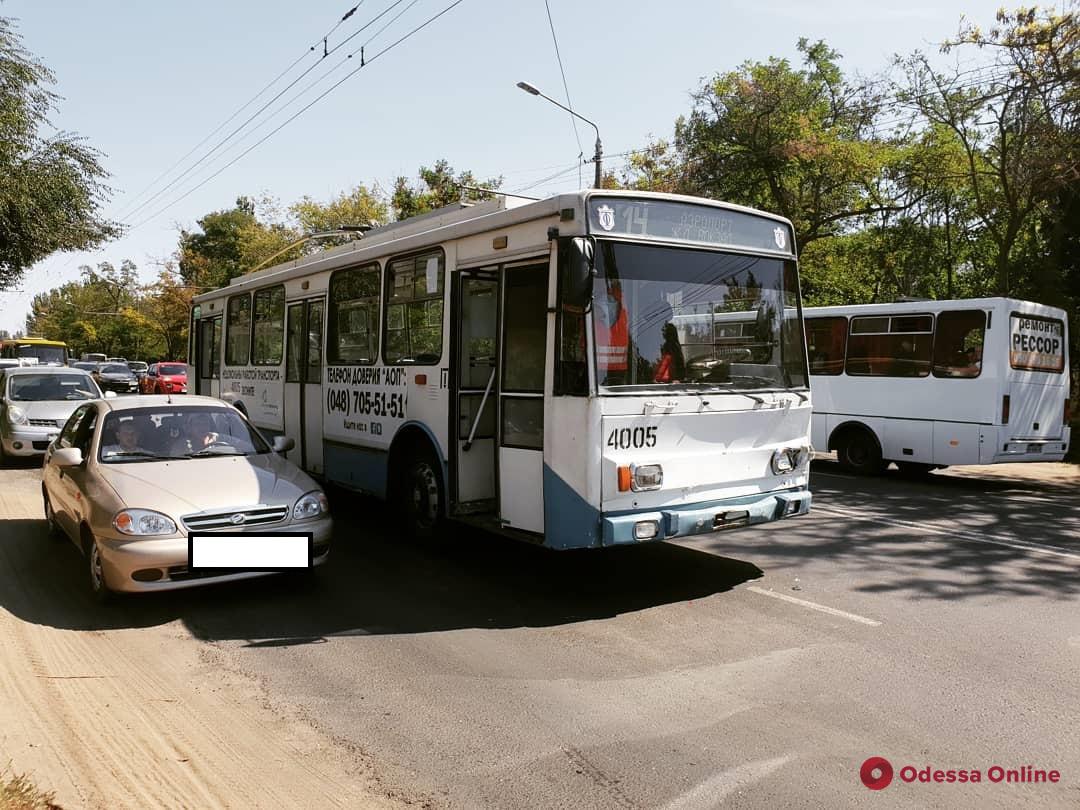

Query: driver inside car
170,413,218,456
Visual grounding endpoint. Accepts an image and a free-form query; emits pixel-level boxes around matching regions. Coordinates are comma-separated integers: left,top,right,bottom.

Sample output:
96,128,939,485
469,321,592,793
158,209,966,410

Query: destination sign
587,197,795,255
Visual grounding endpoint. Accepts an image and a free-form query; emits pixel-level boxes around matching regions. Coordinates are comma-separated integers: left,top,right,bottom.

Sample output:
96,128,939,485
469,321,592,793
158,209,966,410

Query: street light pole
516,81,602,189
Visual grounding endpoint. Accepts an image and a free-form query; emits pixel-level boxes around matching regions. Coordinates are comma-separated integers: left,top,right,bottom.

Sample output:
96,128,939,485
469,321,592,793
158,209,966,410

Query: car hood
99,373,135,380
9,400,89,423
98,452,318,517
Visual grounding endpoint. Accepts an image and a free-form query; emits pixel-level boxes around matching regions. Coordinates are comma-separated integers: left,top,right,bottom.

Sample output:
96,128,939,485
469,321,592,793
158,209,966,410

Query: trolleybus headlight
771,448,795,474
293,491,329,521
630,463,663,491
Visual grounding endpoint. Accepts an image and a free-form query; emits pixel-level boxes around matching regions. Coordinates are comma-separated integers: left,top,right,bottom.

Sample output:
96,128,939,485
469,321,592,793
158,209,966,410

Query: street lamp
516,81,603,189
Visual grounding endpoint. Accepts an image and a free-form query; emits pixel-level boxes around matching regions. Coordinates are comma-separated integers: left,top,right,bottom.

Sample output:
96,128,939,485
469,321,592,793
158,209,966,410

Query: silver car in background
41,396,332,600
0,367,105,460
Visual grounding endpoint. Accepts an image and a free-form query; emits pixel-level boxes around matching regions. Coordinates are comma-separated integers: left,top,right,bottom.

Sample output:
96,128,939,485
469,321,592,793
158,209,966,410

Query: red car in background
141,362,188,395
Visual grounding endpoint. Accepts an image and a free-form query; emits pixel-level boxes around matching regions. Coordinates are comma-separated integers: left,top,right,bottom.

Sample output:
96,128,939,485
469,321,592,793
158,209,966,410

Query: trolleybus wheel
400,451,443,540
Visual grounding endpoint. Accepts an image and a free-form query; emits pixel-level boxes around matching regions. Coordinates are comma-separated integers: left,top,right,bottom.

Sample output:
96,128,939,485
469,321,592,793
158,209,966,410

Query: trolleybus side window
384,250,445,365
932,310,985,378
225,293,251,366
846,314,933,377
806,316,847,375
252,285,285,365
328,263,381,364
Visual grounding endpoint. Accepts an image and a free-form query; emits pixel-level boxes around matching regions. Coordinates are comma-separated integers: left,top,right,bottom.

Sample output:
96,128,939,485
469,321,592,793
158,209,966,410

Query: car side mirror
272,436,295,453
103,390,117,399
53,447,84,467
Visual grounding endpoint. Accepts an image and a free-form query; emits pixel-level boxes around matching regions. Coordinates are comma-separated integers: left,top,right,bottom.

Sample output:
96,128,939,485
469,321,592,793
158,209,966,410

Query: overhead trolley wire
113,1,372,222
121,0,415,227
542,0,584,187
130,0,468,230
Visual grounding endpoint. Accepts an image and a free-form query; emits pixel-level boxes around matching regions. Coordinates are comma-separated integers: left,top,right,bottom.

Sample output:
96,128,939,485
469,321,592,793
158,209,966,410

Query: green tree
0,15,118,290
290,184,389,250
177,196,299,288
391,160,502,220
663,39,898,249
898,6,1078,296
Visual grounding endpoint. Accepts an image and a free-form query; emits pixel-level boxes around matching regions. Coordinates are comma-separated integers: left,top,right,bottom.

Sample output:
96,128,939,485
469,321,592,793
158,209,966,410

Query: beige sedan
41,396,332,601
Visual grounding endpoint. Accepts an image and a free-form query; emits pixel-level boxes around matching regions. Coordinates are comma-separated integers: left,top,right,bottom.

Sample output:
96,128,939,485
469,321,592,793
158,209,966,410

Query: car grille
29,419,58,428
181,505,290,531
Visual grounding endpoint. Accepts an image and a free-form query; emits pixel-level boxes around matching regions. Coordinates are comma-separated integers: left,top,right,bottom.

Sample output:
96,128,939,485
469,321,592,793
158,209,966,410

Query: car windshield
591,242,807,392
128,362,147,372
7,373,100,401
100,364,130,375
99,406,271,463
159,364,186,376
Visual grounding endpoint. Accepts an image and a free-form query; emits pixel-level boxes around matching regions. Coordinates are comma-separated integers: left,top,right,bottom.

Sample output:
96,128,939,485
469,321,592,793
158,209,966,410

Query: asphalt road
1,458,1078,809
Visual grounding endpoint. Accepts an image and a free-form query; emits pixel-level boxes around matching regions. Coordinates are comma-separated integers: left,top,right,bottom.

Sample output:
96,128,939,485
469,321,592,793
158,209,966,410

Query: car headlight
7,406,28,426
113,509,177,536
293,490,329,521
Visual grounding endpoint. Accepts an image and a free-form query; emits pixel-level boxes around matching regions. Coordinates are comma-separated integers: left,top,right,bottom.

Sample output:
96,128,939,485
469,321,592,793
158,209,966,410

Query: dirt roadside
0,469,405,810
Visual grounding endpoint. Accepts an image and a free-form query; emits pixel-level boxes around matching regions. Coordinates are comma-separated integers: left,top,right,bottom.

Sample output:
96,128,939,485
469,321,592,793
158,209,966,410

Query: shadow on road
0,504,764,640
682,460,1080,602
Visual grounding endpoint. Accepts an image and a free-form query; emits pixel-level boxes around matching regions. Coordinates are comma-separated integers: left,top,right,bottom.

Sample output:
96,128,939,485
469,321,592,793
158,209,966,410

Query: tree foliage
391,159,502,220
0,15,118,290
665,39,897,249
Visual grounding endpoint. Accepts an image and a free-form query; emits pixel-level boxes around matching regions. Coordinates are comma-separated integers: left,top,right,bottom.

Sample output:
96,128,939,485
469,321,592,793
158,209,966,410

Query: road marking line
745,586,881,626
812,503,1080,561
660,755,793,810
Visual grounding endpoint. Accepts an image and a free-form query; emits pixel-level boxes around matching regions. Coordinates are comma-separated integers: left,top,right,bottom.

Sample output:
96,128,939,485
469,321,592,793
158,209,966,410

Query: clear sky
0,0,1014,334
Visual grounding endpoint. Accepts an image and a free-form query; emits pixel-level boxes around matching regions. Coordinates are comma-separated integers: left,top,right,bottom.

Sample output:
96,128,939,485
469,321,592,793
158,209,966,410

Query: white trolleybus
189,191,812,548
804,298,1071,474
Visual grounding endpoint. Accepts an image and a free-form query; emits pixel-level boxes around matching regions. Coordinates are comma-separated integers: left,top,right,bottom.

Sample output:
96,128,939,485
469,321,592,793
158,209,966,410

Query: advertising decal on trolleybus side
190,190,813,549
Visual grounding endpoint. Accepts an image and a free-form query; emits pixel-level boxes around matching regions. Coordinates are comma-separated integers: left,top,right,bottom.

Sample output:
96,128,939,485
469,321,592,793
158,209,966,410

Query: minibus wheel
836,428,885,475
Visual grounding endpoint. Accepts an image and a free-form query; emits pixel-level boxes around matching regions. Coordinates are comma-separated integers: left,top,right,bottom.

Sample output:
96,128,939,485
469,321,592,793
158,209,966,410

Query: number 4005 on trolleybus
189,190,813,548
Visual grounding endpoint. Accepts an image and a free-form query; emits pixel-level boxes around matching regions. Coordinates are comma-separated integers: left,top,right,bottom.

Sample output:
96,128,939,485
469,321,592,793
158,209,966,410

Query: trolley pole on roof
516,81,603,189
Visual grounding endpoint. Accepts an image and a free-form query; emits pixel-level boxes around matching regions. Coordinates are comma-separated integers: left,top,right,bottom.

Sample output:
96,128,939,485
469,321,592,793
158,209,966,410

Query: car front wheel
84,529,115,604
42,490,64,541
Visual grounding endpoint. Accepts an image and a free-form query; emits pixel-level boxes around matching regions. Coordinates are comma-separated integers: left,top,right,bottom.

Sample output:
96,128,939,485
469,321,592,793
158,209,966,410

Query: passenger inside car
101,419,149,458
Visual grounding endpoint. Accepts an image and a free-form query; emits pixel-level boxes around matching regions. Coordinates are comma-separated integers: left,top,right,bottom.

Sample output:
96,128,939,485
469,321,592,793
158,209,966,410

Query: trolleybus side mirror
563,236,595,310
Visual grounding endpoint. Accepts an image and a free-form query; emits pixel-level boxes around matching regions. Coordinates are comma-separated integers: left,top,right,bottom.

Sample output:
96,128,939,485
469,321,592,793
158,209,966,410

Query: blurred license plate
1027,443,1042,453
188,532,312,569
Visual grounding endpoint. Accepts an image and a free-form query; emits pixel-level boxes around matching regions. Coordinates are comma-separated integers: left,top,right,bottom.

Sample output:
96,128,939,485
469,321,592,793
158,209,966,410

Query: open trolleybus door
195,315,222,398
284,297,326,473
497,262,550,534
451,270,499,514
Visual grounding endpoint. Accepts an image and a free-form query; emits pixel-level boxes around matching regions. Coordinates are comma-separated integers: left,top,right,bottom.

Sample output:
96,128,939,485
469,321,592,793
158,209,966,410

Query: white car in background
0,366,106,461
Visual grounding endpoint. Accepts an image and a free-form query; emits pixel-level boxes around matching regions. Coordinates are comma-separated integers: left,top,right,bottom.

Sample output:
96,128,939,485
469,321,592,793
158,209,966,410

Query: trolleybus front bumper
600,487,811,546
